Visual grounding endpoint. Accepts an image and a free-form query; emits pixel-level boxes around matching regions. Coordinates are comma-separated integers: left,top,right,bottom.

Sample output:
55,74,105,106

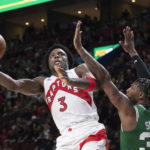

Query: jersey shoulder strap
67,68,79,78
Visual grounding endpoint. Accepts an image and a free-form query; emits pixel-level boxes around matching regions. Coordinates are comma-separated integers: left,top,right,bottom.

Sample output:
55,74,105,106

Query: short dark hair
134,78,150,99
44,43,74,70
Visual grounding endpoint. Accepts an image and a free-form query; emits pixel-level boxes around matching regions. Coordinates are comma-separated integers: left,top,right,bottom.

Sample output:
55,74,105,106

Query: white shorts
56,121,108,150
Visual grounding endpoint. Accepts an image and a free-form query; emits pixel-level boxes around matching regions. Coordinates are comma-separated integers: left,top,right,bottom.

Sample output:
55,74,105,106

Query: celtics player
119,26,150,150
56,20,150,150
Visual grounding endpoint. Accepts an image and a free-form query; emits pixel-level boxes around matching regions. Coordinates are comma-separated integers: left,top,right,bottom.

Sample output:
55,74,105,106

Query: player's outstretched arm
73,20,136,131
0,35,44,96
119,26,150,79
73,21,110,85
0,72,44,95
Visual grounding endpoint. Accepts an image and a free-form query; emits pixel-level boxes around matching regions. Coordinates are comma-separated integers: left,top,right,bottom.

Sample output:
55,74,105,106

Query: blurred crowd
0,9,150,150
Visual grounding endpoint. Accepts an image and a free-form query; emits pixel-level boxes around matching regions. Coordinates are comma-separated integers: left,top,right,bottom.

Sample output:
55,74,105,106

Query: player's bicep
102,80,134,114
16,77,44,96
102,79,136,131
102,80,136,130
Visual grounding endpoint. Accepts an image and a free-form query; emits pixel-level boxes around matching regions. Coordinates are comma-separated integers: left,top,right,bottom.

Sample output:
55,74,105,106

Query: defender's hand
119,26,137,56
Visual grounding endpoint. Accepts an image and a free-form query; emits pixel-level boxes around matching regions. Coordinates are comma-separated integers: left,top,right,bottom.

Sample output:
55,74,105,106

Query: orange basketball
0,35,6,58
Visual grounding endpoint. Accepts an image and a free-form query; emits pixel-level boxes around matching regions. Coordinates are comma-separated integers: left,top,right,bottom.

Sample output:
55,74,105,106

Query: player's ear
138,91,145,99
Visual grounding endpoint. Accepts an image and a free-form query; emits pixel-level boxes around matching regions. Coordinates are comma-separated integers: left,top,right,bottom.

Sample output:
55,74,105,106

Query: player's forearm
127,48,138,57
131,55,150,79
67,78,90,89
0,72,18,91
76,47,110,84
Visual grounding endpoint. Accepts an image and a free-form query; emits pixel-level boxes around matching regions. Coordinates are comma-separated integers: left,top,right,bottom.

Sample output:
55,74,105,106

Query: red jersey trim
84,76,96,92
79,129,108,150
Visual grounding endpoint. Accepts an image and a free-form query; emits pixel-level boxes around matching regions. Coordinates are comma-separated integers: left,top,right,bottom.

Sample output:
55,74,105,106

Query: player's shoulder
74,63,89,78
134,104,150,119
134,104,145,111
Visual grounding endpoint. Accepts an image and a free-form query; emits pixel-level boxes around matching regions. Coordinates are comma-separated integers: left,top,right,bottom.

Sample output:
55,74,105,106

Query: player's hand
119,26,138,56
73,20,83,51
54,62,70,84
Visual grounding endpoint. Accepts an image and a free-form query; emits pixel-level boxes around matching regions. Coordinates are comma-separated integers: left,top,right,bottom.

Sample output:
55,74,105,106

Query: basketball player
58,20,150,150
119,26,150,79
0,44,108,149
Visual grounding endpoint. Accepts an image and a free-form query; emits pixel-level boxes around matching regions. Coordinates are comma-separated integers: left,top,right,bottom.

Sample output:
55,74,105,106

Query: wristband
84,76,96,92
131,55,140,64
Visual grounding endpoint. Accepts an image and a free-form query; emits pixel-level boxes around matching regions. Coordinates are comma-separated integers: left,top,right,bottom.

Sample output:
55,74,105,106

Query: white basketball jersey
44,68,100,134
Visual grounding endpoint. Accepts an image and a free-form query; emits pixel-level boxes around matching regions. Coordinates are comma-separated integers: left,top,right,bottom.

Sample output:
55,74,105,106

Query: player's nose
54,54,60,59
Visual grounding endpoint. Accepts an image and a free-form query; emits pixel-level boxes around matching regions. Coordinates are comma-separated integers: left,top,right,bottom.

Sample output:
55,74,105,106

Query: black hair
44,43,74,70
134,78,150,99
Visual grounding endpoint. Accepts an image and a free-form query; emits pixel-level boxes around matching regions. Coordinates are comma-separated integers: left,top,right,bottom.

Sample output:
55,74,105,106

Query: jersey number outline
139,132,150,150
58,96,67,112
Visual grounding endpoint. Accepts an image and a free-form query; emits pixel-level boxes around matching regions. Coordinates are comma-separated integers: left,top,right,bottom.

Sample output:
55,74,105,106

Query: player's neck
52,72,58,77
138,99,150,110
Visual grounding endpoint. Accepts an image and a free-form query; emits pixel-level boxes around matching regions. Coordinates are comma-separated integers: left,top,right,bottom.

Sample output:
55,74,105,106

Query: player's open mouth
54,60,61,65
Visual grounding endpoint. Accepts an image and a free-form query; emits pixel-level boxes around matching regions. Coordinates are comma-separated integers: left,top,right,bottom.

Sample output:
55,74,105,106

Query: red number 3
58,97,67,112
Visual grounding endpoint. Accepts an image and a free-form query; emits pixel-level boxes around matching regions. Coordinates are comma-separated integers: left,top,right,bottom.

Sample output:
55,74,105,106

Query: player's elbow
7,81,19,91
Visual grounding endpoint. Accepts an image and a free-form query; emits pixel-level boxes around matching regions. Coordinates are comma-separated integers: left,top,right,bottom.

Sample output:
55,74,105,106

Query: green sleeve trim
134,105,139,122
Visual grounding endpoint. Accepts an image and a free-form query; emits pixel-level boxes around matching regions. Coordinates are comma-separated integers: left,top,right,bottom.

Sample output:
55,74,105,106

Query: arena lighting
0,0,54,13
25,22,29,26
94,7,98,11
41,18,45,22
132,0,136,3
77,10,82,14
93,44,120,60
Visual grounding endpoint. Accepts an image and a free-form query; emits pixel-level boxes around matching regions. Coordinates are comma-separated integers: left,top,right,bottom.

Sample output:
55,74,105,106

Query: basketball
0,34,6,58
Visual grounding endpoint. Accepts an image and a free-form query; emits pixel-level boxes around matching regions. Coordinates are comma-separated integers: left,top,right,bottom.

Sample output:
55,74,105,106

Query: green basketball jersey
120,105,150,150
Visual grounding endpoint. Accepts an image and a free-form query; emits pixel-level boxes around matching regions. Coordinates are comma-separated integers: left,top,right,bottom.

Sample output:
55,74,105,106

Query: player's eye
58,52,65,56
49,54,54,58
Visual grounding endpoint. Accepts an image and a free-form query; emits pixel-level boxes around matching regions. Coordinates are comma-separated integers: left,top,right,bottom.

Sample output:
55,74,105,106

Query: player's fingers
75,20,82,36
128,26,132,39
126,26,130,39
131,31,134,39
59,68,67,75
75,21,80,33
55,67,67,78
59,75,68,79
123,28,127,39
77,20,82,28
57,68,68,82
56,69,64,78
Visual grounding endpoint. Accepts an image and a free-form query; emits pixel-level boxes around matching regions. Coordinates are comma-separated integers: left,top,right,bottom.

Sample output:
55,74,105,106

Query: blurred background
0,0,150,149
